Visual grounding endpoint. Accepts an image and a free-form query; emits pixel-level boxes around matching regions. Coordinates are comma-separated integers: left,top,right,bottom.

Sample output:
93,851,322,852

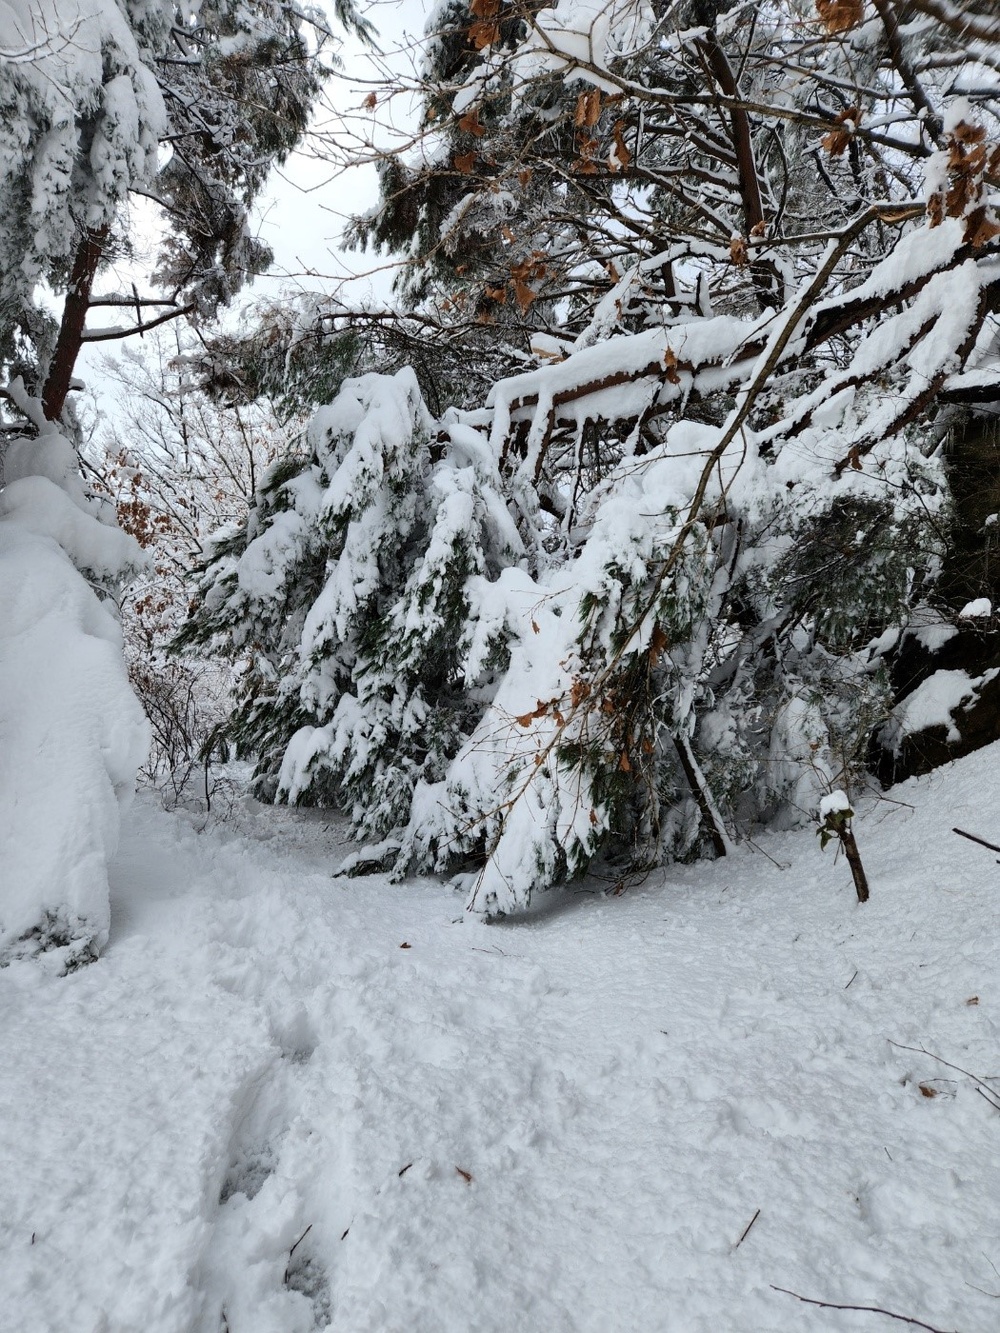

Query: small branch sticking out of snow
769,1285,959,1332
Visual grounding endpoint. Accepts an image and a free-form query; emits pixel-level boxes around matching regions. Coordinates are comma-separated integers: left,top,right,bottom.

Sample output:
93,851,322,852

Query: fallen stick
952,827,1000,856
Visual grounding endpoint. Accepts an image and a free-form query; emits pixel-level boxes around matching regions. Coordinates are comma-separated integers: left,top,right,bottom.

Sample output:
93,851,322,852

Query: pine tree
183,0,1000,913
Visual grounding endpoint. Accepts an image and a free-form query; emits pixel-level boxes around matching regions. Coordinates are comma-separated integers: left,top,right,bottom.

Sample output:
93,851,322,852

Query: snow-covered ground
2,747,999,1333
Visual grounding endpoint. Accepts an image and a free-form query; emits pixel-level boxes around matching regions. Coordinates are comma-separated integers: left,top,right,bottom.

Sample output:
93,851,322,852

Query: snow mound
0,424,149,968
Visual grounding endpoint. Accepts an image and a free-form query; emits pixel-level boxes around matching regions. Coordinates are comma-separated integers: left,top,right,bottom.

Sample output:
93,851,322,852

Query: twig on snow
769,1285,960,1331
888,1041,1000,1111
735,1208,760,1248
283,1223,313,1284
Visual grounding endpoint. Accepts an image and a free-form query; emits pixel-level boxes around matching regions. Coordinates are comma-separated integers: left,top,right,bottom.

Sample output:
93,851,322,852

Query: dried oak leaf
469,19,499,49
610,119,631,171
648,624,670,665
454,151,476,174
574,89,602,128
575,135,600,174
729,235,749,267
619,751,632,773
470,0,499,15
570,679,590,707
455,1167,473,1184
918,1083,938,1098
512,278,537,311
816,0,863,35
663,346,680,385
515,700,549,726
362,91,377,110
821,105,862,157
964,205,1000,249
459,107,486,137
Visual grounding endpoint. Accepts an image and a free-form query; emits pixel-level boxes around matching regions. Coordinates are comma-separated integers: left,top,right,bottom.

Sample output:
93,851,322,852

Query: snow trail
2,748,999,1332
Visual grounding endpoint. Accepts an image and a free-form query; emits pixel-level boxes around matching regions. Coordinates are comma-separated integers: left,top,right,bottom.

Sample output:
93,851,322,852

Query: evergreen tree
183,0,1000,913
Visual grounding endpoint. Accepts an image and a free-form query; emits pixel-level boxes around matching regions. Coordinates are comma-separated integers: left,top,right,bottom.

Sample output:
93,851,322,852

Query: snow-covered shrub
88,334,296,806
0,411,148,966
180,369,522,837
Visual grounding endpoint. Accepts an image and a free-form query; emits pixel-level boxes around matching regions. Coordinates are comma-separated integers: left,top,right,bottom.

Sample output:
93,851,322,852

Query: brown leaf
816,0,863,34
575,135,600,173
469,19,499,48
952,119,987,145
847,445,863,471
485,284,507,304
530,619,540,634
918,1083,938,1098
574,89,601,128
458,108,486,137
362,91,377,110
399,942,411,949
648,624,670,665
965,995,980,1005
964,205,1000,249
821,104,862,157
619,751,632,773
518,168,533,189
570,679,590,707
512,277,537,312
729,235,749,267
663,346,680,385
455,1166,473,1183
610,119,631,171
470,0,500,15
454,151,476,174
515,700,549,726
750,218,767,239
589,809,598,825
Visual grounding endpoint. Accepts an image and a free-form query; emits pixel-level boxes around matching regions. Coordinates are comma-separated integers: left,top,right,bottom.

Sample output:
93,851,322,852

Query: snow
3,744,1000,1331
884,668,997,750
0,425,149,966
818,789,852,819
959,598,992,618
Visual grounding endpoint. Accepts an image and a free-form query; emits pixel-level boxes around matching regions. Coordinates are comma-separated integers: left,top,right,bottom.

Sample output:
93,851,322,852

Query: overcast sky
253,0,428,308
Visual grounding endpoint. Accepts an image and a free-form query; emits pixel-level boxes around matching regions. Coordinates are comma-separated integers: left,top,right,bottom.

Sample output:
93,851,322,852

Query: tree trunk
674,734,730,858
839,825,870,903
42,226,108,422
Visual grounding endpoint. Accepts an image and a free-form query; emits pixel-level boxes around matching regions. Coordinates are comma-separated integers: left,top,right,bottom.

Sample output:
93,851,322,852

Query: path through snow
2,749,999,1332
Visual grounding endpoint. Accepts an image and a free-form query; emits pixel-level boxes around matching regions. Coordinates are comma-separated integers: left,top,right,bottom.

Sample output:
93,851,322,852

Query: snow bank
0,422,149,967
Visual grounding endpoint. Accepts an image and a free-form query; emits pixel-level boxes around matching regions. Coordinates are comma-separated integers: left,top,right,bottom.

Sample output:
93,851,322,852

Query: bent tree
184,0,1000,913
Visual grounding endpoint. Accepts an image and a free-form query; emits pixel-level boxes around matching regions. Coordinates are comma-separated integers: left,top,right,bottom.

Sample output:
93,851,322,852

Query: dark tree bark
42,227,108,422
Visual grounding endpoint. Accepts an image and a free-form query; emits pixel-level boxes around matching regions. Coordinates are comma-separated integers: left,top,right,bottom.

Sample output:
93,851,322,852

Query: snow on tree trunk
0,411,148,967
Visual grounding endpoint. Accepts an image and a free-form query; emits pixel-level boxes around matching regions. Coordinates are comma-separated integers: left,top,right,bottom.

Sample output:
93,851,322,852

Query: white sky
252,0,429,308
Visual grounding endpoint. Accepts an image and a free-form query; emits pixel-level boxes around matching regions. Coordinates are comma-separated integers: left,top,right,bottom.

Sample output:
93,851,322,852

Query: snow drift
0,415,149,967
